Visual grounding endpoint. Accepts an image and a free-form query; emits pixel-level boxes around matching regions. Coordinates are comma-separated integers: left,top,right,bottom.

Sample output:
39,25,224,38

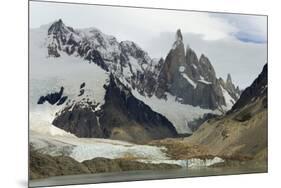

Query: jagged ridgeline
34,19,242,142
47,20,240,107
156,29,241,110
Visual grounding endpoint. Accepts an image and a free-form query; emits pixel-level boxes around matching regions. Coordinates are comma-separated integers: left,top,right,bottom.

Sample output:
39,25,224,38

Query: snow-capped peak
48,19,72,35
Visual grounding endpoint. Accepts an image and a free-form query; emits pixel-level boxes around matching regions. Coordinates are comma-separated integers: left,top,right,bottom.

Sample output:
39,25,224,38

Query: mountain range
31,19,243,143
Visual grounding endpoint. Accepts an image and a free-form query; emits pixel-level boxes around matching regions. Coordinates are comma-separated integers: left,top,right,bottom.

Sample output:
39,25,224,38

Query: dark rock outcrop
80,82,85,89
52,102,104,138
57,96,68,106
47,44,60,57
156,30,226,109
85,49,109,71
231,64,267,112
52,75,178,143
156,29,186,99
37,87,65,105
78,89,84,96
118,41,156,96
47,19,77,57
99,75,178,143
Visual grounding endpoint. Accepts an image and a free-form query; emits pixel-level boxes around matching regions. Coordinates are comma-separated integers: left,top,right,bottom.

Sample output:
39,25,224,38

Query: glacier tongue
30,117,224,168
30,121,169,163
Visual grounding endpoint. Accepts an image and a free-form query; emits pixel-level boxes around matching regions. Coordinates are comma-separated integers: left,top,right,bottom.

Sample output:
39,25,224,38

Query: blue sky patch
233,31,267,44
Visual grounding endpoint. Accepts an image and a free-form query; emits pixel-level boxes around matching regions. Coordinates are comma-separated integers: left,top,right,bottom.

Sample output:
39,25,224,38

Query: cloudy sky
30,1,267,89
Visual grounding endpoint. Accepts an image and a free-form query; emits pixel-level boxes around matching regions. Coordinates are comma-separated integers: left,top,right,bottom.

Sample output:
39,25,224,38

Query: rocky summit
156,29,239,110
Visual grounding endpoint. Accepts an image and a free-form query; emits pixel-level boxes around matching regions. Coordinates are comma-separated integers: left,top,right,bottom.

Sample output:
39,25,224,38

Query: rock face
185,64,268,164
52,75,178,143
156,29,229,110
47,19,76,58
219,74,241,101
46,19,159,97
37,87,67,105
231,64,267,112
99,75,178,142
52,101,104,138
156,29,186,99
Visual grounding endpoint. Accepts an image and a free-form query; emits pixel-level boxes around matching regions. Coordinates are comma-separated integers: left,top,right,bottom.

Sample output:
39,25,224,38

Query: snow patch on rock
131,90,219,134
181,73,197,88
179,66,185,73
221,86,235,110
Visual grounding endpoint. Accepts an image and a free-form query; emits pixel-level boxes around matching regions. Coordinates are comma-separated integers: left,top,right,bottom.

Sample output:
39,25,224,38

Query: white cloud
212,14,267,43
30,1,238,41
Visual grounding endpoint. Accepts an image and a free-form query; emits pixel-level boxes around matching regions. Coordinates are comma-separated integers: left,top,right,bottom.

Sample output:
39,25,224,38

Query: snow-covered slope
131,90,219,134
30,26,109,115
220,86,236,110
30,26,110,140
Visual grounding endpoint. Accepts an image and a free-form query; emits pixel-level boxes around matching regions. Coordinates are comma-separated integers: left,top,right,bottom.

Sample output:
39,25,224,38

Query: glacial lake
29,166,267,187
